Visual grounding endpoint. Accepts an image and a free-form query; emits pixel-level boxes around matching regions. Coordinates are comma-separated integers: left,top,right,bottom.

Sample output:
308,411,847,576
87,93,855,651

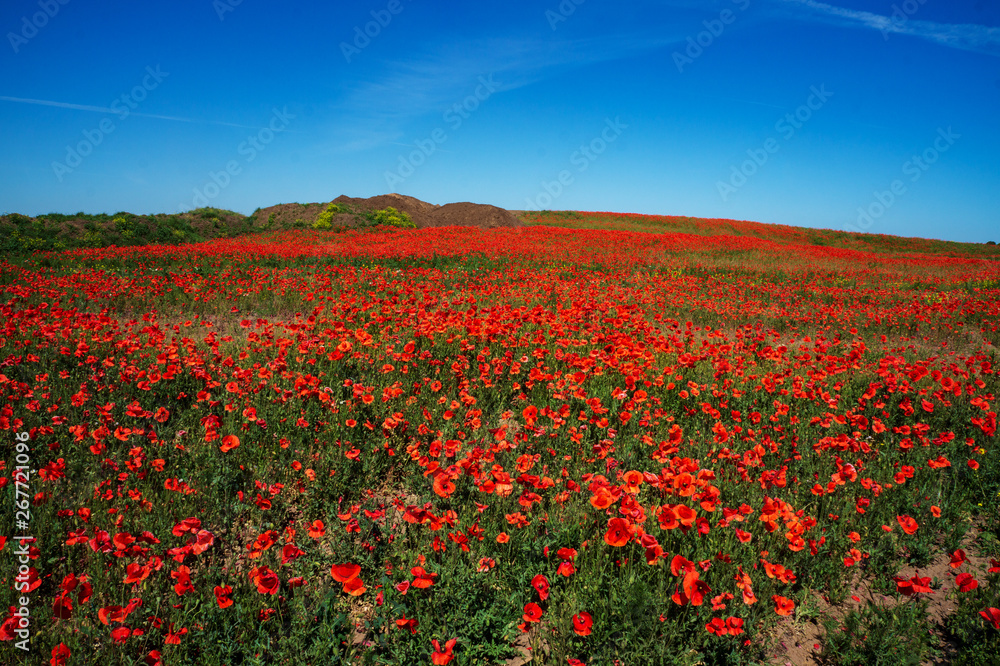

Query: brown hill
329,194,524,229
424,202,522,229
236,194,526,232
332,193,439,227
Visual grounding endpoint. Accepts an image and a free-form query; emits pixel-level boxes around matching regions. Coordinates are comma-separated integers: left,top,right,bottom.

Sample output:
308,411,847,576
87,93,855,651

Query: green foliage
113,215,138,240
821,599,939,665
364,206,415,229
312,203,344,230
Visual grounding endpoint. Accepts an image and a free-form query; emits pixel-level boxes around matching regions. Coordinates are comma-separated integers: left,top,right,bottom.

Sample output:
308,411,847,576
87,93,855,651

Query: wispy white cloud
339,33,677,122
0,95,265,129
777,0,1000,56
330,30,707,152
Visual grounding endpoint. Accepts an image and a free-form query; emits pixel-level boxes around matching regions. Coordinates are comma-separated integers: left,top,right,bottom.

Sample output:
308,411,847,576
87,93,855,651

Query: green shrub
82,230,103,247
313,203,344,230
366,206,415,229
113,215,138,240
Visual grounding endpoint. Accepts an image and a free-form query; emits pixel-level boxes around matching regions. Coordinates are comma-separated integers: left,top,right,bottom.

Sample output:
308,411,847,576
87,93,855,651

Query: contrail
0,95,265,130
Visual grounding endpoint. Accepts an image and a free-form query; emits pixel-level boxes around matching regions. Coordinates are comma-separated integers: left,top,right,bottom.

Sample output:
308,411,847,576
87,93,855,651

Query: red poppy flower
895,574,933,596
220,435,240,452
523,602,543,623
281,543,304,565
251,567,279,595
604,517,631,547
124,563,151,585
307,520,325,538
557,560,576,577
172,517,201,537
190,529,215,555
950,549,968,569
98,606,128,625
411,566,438,589
214,585,233,608
726,617,744,635
431,638,457,665
343,577,366,596
955,573,978,593
980,607,1000,630
531,574,550,601
171,566,194,596
684,575,711,607
706,617,728,636
622,470,644,494
671,555,694,576
773,595,795,616
572,611,593,636
52,594,73,620
896,515,918,535
590,487,616,510
331,563,361,582
50,643,71,666
557,547,577,561
395,615,419,634
164,623,187,644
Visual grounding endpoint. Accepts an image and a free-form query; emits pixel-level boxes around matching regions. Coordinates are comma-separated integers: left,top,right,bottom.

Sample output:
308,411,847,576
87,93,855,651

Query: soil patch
332,194,523,230
425,202,522,229
767,529,993,665
251,202,327,229
238,194,524,232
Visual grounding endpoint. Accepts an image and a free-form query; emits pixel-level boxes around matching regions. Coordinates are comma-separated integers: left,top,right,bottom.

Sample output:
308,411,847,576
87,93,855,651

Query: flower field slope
521,210,1000,261
1,225,999,665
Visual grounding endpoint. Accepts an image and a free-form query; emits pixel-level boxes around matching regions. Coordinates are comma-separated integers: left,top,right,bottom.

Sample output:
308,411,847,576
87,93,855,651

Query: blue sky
1,0,997,242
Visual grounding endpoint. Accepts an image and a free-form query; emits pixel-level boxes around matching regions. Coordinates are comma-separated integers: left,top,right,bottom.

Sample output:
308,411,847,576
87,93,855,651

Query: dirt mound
426,202,522,229
366,194,440,217
252,202,326,228
332,194,437,227
258,194,523,231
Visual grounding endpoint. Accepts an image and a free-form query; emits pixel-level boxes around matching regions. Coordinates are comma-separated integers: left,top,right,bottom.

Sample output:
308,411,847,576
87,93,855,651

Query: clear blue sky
1,0,997,242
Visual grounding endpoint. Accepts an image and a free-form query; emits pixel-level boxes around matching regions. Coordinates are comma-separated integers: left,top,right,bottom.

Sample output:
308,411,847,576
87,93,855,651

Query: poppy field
2,219,999,665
